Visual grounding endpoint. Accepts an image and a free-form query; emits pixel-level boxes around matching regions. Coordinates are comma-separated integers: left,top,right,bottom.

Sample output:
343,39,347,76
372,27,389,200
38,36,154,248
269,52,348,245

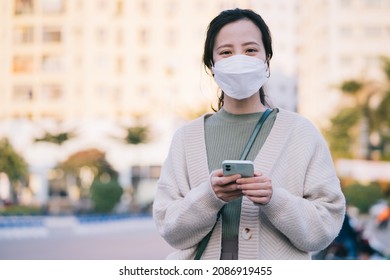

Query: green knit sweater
204,108,277,256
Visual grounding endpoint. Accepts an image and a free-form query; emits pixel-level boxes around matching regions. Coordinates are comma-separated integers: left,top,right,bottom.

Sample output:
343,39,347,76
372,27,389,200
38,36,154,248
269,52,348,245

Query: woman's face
212,19,266,64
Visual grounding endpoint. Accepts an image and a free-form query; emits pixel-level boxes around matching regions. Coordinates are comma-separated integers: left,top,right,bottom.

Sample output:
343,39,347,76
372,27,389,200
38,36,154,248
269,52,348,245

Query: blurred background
0,0,390,260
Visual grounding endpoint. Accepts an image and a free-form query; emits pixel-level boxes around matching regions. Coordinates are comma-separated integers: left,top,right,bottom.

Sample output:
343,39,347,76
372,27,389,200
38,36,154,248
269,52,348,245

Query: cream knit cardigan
153,108,346,259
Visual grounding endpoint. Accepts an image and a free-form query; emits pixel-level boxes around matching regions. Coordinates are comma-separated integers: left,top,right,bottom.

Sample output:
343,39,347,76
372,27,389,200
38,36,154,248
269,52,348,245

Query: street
1,214,389,260
0,216,175,260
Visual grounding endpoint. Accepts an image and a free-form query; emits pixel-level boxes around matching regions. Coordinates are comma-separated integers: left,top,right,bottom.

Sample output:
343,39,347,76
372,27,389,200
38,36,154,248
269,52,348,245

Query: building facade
297,0,390,128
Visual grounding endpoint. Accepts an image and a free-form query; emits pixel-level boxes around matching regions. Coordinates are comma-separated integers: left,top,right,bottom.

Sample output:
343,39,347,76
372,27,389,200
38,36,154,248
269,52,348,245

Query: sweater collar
215,108,263,123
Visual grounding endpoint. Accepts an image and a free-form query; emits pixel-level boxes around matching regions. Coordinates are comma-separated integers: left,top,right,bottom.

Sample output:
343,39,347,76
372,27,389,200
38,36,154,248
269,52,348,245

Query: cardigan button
241,228,252,240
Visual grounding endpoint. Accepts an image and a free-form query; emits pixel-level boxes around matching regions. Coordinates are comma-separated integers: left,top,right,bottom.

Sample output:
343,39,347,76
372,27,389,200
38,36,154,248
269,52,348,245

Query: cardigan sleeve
261,117,346,252
153,126,226,250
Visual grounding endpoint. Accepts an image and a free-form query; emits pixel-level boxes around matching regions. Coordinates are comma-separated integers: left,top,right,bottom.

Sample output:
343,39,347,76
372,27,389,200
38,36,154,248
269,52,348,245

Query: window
14,0,34,15
165,59,177,77
95,55,110,71
116,0,123,15
12,55,34,73
13,26,34,43
165,0,177,16
97,0,108,11
137,85,150,97
76,0,83,10
13,85,33,101
341,55,353,67
41,0,64,14
113,87,123,102
364,0,382,8
166,28,177,46
116,28,123,45
116,57,124,74
96,27,108,44
138,57,149,72
42,26,62,43
96,85,111,97
340,0,352,7
41,54,62,72
138,28,150,45
139,0,150,14
365,26,382,37
41,85,63,101
339,26,353,38
73,27,83,39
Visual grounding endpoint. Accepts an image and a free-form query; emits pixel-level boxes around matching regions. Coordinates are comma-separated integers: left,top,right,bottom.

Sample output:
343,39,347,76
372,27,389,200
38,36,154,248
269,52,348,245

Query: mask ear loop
209,59,215,77
265,58,271,78
209,60,223,111
263,58,273,108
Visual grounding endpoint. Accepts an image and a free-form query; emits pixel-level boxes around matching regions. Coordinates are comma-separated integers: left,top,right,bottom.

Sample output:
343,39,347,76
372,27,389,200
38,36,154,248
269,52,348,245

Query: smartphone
222,160,254,177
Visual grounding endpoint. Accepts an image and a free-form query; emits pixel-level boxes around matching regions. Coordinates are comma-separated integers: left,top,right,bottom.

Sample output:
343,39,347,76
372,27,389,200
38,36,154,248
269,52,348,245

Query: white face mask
212,55,269,100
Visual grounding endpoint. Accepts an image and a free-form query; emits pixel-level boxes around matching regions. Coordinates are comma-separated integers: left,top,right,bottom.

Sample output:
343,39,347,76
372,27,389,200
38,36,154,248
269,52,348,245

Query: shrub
343,182,384,214
0,205,43,216
90,179,123,213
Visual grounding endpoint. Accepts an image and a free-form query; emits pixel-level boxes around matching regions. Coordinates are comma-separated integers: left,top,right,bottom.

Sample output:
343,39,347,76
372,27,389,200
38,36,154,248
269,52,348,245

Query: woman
153,8,345,260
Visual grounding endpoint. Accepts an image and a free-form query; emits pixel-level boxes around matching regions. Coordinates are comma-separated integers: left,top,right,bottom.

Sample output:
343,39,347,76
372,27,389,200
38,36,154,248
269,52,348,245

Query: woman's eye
219,50,231,55
246,48,258,53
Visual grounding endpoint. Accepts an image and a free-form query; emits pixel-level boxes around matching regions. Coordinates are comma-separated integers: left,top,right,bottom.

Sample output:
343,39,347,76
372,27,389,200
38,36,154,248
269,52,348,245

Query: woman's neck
223,93,266,114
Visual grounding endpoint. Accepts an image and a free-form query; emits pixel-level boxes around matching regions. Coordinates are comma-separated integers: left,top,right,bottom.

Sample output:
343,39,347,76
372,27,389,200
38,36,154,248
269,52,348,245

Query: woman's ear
266,56,271,67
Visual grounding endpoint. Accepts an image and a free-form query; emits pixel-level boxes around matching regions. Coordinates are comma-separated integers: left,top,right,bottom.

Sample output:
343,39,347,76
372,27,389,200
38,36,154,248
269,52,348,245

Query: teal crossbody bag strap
194,108,273,260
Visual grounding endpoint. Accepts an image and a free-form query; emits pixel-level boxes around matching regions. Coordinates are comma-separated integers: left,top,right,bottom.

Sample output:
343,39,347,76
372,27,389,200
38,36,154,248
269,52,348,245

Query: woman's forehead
215,19,263,47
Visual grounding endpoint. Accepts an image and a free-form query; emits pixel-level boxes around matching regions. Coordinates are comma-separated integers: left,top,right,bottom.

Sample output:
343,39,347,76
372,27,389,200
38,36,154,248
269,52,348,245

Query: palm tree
29,123,75,211
34,130,75,145
326,56,390,160
340,79,378,159
372,57,390,160
124,125,149,145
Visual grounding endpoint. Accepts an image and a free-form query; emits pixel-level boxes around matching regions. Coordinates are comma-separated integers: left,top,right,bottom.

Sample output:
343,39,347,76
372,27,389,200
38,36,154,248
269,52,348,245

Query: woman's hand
210,169,243,202
236,172,273,205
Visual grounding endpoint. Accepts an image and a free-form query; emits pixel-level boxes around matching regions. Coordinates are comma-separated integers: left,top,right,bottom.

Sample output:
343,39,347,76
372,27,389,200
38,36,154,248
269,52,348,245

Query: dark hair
203,8,273,110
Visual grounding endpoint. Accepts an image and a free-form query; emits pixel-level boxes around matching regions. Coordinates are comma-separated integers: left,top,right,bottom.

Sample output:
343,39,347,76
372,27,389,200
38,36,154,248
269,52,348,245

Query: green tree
0,138,28,203
58,148,119,199
371,57,390,160
326,56,390,160
343,182,384,214
325,108,360,159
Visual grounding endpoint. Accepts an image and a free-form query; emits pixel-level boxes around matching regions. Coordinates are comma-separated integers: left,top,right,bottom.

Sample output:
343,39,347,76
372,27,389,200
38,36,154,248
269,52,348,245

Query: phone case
222,160,254,177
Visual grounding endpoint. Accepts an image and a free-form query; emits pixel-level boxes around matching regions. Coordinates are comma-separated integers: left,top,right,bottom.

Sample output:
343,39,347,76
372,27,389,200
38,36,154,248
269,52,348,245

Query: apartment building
1,0,254,121
1,0,298,122
298,0,390,128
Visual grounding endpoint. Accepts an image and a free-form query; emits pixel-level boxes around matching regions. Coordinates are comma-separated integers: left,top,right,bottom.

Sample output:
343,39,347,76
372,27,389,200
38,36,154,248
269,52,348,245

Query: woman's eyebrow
215,43,233,50
242,41,260,47
216,41,260,50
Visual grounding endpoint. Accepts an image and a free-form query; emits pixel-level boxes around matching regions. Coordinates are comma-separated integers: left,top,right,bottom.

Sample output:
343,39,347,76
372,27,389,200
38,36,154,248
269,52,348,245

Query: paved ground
0,216,175,260
1,214,389,260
